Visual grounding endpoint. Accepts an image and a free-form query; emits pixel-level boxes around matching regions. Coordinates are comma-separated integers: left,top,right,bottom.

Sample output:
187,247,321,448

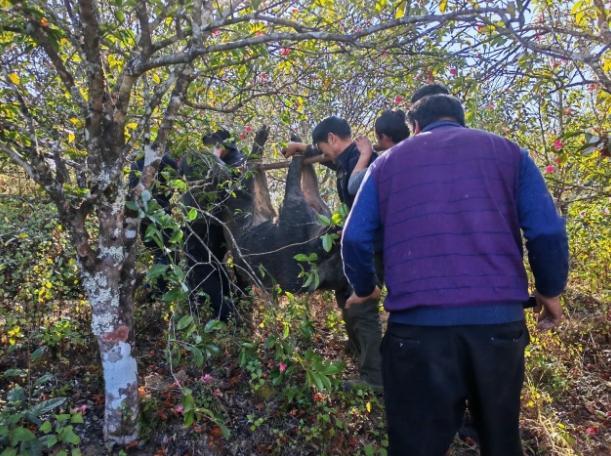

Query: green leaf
182,389,194,411
322,374,331,390
28,397,66,417
71,413,84,424
257,263,267,278
39,421,53,433
176,314,194,331
58,425,80,445
55,414,71,424
148,263,168,281
321,234,333,252
187,345,204,367
183,411,194,427
2,368,26,378
170,178,187,192
204,319,223,333
312,372,324,391
7,386,25,403
34,373,55,387
39,434,58,448
31,346,48,362
317,214,331,225
186,207,198,221
11,426,36,444
312,272,320,290
293,253,309,262
302,273,313,289
169,229,183,244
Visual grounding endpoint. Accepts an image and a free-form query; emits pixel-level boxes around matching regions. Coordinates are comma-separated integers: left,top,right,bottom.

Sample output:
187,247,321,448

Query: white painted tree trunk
82,250,140,445
98,337,139,445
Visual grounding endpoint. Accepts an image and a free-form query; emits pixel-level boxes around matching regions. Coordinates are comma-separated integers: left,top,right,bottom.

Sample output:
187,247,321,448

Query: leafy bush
0,197,80,301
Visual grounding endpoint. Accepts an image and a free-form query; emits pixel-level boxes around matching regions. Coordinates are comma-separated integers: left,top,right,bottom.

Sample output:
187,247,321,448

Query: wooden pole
253,154,328,170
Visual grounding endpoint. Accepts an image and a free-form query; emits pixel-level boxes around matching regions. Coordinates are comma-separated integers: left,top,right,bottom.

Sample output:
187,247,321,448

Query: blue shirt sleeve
341,167,381,296
347,170,367,195
517,150,569,296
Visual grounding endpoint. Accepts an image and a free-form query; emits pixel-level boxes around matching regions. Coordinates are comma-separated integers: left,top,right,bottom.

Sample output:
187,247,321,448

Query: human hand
355,135,373,158
346,286,381,309
281,142,307,158
534,291,563,331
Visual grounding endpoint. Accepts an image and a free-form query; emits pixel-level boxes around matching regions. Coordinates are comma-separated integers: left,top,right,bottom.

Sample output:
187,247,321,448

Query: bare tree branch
132,6,512,74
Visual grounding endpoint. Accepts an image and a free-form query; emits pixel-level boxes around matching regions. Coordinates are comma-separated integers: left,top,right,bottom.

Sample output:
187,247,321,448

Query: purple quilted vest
371,124,529,311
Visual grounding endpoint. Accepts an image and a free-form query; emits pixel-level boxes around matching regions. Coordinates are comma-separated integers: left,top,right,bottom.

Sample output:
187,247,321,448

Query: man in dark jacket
181,129,246,321
283,116,383,389
342,94,568,455
130,154,178,294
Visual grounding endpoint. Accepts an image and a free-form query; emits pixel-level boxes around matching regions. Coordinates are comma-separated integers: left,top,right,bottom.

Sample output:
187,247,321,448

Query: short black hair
312,116,351,144
375,110,409,144
203,128,232,146
408,94,465,130
410,84,450,104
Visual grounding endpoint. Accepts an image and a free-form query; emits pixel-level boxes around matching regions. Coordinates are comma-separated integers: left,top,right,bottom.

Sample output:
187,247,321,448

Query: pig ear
251,125,270,158
290,132,302,142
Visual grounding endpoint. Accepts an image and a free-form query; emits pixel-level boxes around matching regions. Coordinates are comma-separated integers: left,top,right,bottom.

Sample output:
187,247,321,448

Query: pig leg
301,163,330,217
279,156,319,229
251,168,277,226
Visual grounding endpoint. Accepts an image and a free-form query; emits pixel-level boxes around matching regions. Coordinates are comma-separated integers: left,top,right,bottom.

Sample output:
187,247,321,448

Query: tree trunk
81,265,140,446
97,336,139,445
77,193,141,446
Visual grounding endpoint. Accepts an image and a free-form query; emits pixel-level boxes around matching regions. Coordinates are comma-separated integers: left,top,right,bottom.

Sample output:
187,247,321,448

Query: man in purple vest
341,94,568,455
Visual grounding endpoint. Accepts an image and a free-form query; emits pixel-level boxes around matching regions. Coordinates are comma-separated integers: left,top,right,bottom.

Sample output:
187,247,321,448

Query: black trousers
381,321,529,456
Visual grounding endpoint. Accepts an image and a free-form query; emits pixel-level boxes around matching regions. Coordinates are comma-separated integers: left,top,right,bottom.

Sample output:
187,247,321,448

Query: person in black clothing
203,129,247,167
282,117,383,390
129,154,178,295
348,109,411,196
181,129,246,321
